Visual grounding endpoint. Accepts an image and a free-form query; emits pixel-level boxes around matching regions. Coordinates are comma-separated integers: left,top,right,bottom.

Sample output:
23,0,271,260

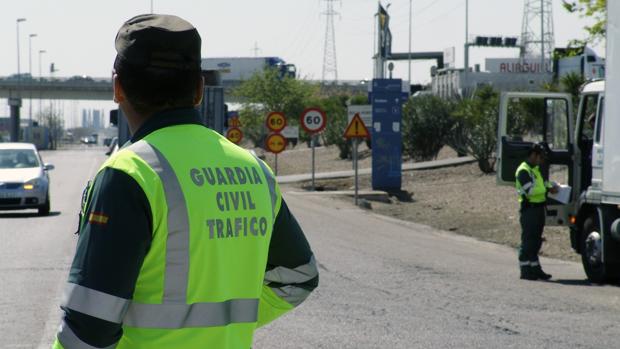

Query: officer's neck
120,103,153,135
526,159,538,167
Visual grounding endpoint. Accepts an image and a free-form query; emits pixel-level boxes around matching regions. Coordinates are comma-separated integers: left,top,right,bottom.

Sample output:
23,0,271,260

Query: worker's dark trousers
519,204,546,265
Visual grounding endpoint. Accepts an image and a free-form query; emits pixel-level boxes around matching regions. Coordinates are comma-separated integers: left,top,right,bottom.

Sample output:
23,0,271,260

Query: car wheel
38,192,51,216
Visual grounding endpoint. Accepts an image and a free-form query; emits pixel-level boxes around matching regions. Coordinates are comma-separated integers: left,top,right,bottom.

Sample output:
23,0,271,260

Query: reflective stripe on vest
264,255,318,307
58,319,117,349
252,154,277,219
61,283,129,324
128,140,190,303
123,298,259,328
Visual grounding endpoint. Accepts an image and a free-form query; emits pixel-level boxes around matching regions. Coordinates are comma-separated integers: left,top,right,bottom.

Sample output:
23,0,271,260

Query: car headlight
23,179,40,190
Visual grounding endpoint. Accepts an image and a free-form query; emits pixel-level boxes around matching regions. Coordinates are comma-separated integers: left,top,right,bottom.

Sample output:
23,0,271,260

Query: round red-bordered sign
226,127,243,144
266,112,287,133
300,107,327,134
265,133,287,154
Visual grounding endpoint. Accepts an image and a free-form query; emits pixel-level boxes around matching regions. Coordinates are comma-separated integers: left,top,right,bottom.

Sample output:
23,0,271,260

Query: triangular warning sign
344,113,370,139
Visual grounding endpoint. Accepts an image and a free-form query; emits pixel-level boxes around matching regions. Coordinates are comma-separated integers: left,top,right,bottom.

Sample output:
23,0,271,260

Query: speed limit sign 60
266,112,287,133
300,108,327,134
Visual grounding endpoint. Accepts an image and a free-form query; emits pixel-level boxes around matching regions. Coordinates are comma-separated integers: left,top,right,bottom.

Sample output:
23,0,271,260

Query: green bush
402,95,454,161
239,105,267,148
450,86,499,173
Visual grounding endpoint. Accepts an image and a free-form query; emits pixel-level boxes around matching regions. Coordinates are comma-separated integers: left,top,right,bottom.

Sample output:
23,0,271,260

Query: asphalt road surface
1,148,619,349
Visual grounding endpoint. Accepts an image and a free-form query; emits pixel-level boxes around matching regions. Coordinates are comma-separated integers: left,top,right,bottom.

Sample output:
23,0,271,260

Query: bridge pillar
8,98,22,142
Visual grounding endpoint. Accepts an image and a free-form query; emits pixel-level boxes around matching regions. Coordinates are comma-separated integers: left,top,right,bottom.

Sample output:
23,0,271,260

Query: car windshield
0,149,40,169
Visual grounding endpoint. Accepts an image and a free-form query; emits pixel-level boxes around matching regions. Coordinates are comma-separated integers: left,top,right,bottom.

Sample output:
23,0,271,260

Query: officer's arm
257,199,319,327
517,169,533,200
52,168,152,349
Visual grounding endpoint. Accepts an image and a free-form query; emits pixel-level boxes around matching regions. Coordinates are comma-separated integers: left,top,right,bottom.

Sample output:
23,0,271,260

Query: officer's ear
193,75,204,106
113,74,126,104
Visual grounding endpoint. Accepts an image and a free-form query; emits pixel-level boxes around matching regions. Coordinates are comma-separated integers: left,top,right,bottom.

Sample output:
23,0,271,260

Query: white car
0,143,54,215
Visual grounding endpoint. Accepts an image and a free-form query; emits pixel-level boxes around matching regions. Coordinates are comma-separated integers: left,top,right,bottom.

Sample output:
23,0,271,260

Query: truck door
497,92,574,226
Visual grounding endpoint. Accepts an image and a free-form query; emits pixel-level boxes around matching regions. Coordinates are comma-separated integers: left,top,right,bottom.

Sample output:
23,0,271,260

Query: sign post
344,113,370,205
265,112,288,175
300,108,327,190
265,133,287,175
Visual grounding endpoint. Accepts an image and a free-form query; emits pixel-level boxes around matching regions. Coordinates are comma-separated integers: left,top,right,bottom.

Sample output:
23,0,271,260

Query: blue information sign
371,79,403,191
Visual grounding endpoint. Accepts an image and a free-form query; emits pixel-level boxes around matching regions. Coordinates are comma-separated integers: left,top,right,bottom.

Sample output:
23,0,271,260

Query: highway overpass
0,77,368,102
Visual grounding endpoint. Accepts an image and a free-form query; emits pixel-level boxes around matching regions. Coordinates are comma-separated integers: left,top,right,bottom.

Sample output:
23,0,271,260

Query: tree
563,0,606,46
402,95,454,161
450,86,499,174
317,95,350,159
234,68,317,147
37,107,64,150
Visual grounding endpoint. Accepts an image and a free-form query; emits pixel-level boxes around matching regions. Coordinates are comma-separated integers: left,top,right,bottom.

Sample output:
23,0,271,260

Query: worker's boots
532,265,552,280
520,266,539,280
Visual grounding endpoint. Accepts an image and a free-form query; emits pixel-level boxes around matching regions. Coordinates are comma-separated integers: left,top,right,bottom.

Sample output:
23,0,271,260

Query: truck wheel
581,216,608,283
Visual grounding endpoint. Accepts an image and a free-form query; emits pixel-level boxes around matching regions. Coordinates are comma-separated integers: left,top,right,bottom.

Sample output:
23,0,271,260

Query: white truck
554,46,605,81
496,2,619,283
201,57,296,82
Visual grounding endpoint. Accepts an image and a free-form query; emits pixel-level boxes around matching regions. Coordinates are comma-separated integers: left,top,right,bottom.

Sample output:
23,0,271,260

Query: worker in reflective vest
515,142,557,281
53,14,318,349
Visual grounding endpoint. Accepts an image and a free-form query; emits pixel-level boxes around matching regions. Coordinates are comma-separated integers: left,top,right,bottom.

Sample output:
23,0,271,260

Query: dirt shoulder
282,146,579,264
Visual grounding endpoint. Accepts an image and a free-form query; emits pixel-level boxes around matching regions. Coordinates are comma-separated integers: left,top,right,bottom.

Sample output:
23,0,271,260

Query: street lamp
408,0,412,86
38,50,46,118
38,50,46,80
28,33,37,139
16,18,26,77
13,18,26,142
463,0,469,93
29,34,37,77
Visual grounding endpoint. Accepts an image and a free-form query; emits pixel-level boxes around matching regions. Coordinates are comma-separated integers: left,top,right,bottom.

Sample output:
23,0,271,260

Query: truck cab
496,80,620,283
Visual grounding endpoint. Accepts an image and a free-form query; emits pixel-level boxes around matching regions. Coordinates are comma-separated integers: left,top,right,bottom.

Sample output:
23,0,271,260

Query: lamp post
408,0,412,86
12,18,26,142
150,0,154,13
463,0,469,94
16,18,26,82
38,50,46,118
28,33,37,141
29,34,37,78
38,50,46,80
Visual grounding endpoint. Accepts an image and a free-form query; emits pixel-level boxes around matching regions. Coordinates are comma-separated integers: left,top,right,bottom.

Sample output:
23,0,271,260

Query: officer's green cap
115,14,201,70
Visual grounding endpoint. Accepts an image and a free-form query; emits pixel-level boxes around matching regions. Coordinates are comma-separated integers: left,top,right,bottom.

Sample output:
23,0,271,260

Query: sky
0,0,602,127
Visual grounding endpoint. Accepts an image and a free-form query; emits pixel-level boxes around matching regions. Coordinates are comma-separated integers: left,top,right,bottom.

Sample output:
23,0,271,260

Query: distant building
82,109,90,128
81,109,105,129
93,110,101,129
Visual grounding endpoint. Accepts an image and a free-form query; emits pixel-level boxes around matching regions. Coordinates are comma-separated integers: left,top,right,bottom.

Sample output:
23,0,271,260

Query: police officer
516,142,558,281
53,14,318,349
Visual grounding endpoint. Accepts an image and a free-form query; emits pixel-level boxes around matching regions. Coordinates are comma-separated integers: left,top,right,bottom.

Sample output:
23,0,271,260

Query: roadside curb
287,190,392,203
277,156,476,184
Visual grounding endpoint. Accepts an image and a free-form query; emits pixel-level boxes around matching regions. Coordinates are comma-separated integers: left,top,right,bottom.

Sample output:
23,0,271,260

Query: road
1,148,620,348
0,148,103,348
